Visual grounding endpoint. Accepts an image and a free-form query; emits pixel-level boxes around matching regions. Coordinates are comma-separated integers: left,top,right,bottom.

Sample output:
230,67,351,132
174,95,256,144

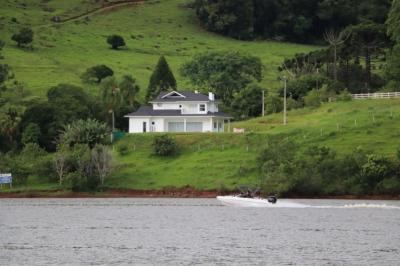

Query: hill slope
6,98,400,193
107,98,400,191
0,0,318,97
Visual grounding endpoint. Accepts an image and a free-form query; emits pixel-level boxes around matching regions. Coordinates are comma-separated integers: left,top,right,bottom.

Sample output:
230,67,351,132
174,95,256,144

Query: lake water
1,198,400,265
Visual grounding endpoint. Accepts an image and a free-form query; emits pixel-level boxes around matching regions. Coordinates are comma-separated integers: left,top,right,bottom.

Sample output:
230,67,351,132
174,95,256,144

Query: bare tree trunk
333,45,337,81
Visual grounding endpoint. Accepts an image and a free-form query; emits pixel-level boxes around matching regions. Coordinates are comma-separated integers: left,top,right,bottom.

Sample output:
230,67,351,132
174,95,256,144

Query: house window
214,122,217,129
199,104,206,112
151,122,155,125
179,105,182,108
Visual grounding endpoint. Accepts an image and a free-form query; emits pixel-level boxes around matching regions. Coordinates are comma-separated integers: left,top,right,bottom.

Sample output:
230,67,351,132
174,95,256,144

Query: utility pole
283,76,287,125
110,109,115,143
110,86,120,144
262,90,265,117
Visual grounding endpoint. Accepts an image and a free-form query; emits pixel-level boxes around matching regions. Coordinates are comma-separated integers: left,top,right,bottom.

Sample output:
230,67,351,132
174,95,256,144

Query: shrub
375,178,400,195
304,86,334,108
107,35,125,49
66,171,86,191
117,144,129,156
337,89,352,101
11,27,33,47
152,134,178,156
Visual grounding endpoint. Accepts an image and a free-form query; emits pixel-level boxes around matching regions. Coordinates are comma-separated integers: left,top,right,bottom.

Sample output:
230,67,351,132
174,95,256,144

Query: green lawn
103,99,400,191
1,98,399,193
0,0,319,98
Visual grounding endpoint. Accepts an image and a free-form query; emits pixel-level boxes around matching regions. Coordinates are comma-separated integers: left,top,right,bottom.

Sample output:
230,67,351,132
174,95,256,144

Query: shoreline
0,188,399,200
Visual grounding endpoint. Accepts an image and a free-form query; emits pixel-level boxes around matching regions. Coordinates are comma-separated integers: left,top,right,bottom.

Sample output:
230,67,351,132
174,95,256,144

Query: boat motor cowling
267,196,277,204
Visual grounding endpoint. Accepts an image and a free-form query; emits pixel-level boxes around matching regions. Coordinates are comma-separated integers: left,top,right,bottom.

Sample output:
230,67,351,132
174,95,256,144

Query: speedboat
217,195,278,207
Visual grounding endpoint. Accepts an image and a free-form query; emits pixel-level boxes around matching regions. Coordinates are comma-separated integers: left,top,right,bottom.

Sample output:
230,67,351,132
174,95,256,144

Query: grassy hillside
0,0,318,97
5,98,400,193
106,99,400,191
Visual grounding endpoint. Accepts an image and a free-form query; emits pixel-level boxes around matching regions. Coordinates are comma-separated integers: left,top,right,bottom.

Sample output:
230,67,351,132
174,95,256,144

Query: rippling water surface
1,198,400,265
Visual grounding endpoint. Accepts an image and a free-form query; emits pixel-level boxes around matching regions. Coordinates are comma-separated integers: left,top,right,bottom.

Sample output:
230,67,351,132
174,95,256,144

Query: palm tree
0,104,24,145
100,77,123,134
119,75,140,107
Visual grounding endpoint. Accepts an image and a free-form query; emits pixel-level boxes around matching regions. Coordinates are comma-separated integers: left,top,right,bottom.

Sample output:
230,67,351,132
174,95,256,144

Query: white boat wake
216,196,400,209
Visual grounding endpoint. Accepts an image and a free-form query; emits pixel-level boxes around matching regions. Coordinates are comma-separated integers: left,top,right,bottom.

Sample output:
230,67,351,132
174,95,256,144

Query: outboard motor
267,196,277,204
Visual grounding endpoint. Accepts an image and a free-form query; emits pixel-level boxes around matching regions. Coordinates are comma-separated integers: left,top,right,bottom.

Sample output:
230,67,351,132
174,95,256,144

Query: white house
125,91,232,133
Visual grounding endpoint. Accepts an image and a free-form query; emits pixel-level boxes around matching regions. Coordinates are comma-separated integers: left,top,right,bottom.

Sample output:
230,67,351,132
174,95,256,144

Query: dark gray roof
125,106,232,118
151,91,212,102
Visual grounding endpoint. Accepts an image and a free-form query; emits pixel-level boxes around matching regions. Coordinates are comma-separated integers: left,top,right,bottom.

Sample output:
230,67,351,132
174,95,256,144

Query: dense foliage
194,0,391,42
21,84,100,151
181,51,262,106
59,119,108,149
259,139,400,196
386,0,400,90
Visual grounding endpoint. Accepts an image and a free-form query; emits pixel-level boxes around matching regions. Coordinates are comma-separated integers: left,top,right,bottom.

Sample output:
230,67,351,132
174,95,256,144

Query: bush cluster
258,139,400,196
152,134,179,156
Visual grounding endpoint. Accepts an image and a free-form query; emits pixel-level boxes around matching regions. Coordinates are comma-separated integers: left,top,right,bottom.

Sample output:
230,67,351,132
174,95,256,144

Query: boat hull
216,196,308,208
216,196,275,207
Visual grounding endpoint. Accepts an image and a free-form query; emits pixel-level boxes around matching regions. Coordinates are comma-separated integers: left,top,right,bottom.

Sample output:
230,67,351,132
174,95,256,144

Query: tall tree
181,51,262,105
101,77,123,132
324,30,349,81
0,104,24,145
387,0,400,43
345,22,389,89
386,0,400,85
146,56,176,102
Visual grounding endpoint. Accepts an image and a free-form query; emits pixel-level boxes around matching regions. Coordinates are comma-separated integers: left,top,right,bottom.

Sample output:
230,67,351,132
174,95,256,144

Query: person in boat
239,189,253,198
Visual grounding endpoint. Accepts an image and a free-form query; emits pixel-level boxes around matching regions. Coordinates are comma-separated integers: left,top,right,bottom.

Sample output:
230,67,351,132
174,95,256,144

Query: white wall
181,103,198,114
129,117,225,133
150,117,165,132
152,103,181,110
129,118,150,133
208,102,219,113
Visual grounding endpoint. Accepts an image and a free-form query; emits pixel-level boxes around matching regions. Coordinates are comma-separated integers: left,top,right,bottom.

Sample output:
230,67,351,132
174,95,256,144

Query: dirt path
52,0,147,23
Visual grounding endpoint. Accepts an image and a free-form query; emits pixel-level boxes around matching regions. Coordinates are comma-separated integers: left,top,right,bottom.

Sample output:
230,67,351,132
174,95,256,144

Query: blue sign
0,173,12,184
